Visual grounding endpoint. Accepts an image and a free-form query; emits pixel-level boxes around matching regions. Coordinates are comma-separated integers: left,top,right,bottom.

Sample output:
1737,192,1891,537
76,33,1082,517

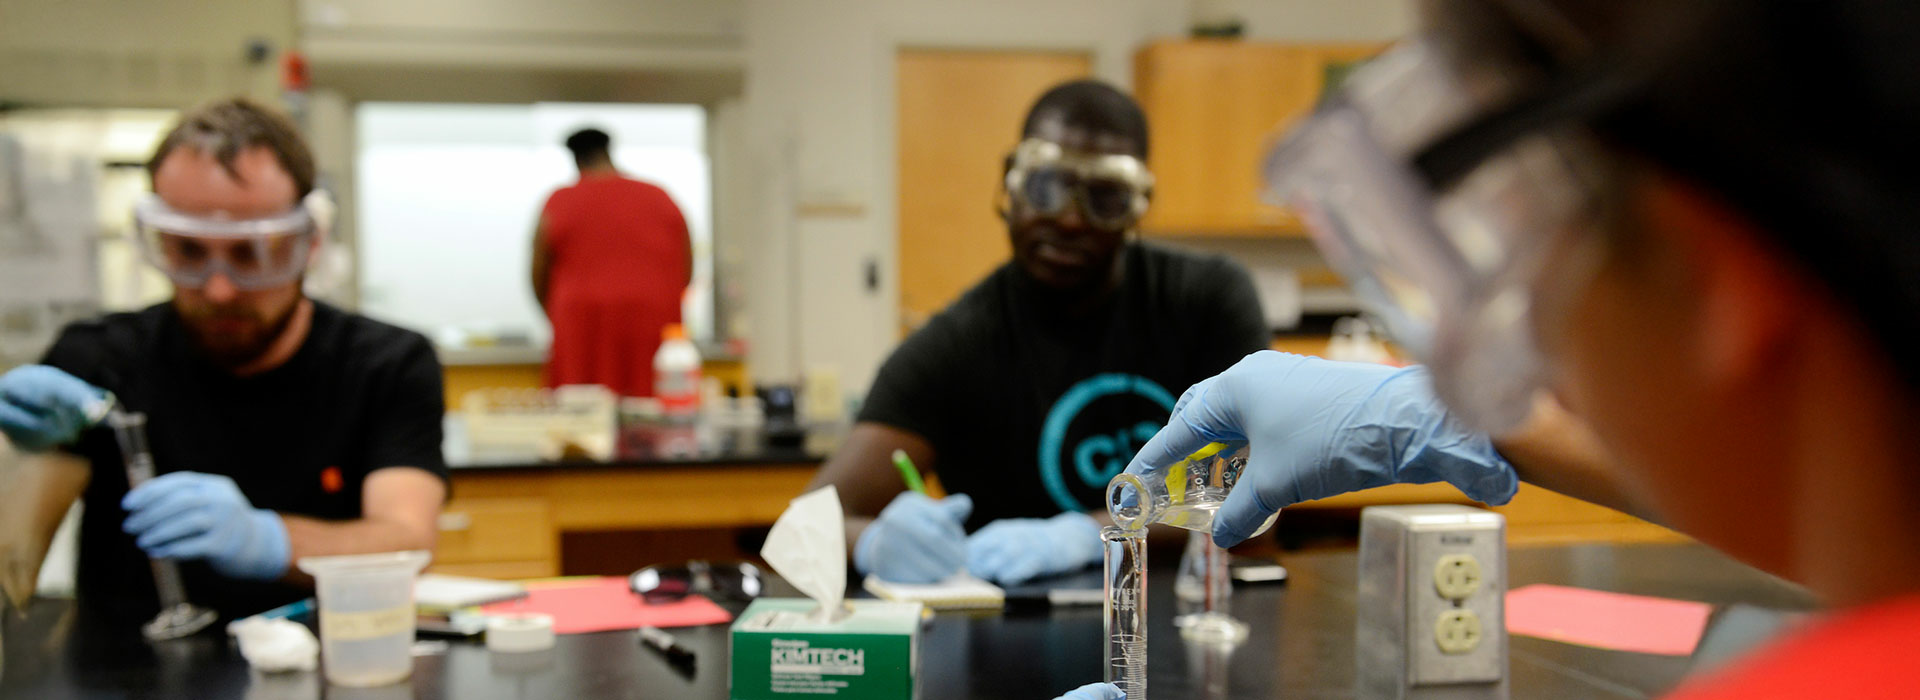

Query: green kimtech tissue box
730,598,922,700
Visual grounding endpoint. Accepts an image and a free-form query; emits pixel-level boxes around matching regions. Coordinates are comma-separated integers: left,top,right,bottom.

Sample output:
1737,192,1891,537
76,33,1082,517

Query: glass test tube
1103,525,1148,700
106,410,216,640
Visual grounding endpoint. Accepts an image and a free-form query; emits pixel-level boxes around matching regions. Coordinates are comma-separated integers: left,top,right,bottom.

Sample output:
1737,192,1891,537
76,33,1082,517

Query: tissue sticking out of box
761,485,850,623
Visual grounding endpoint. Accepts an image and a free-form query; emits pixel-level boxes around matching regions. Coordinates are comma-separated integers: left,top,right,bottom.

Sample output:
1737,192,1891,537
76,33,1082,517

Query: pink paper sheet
480,576,733,635
1506,583,1712,656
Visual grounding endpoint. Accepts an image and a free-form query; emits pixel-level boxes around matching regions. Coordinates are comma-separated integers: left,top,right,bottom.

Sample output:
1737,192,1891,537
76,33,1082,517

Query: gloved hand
966,511,1103,585
1054,682,1125,700
122,472,291,581
1125,351,1518,548
854,492,973,583
0,365,109,452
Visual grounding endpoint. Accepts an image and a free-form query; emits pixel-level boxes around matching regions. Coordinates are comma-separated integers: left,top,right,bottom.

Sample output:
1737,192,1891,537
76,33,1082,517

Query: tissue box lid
732,598,923,634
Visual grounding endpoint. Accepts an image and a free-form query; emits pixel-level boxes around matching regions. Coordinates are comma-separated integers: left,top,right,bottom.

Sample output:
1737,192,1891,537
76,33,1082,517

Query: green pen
890,448,928,495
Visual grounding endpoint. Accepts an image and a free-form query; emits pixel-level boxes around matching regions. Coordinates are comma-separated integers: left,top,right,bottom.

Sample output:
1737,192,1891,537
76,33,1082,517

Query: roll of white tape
486,613,556,653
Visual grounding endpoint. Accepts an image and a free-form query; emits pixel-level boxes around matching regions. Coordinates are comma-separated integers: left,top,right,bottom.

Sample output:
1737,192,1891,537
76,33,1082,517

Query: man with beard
0,99,446,623
807,80,1269,585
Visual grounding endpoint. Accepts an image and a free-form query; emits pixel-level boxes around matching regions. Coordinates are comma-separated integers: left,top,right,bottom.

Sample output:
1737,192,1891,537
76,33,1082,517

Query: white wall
735,0,1414,395
0,0,293,107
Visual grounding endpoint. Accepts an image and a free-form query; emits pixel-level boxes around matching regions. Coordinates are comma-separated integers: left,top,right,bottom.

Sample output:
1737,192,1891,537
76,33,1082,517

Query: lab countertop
446,422,845,472
0,542,1817,699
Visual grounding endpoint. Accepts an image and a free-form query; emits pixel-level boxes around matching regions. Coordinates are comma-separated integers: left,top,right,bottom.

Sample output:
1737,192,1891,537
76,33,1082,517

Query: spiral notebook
862,574,1006,610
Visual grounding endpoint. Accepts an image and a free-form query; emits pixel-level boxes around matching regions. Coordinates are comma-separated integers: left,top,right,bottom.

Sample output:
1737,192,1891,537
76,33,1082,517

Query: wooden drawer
425,559,558,580
433,497,557,566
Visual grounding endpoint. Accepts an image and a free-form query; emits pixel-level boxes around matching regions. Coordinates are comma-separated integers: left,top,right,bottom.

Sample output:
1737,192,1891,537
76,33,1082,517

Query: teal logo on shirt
1037,373,1177,513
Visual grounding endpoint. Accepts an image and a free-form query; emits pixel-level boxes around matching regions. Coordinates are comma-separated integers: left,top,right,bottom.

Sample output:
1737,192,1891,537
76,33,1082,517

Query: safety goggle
628,560,764,605
1263,39,1632,433
1003,138,1154,230
132,193,317,290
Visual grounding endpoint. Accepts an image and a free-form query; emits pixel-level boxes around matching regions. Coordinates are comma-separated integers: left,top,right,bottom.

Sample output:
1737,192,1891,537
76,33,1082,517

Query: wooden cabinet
428,497,560,580
1133,40,1385,236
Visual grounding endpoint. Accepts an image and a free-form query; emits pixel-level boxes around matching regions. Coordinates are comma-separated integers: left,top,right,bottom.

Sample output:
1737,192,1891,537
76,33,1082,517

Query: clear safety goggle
1263,39,1628,433
1004,138,1155,230
132,193,317,290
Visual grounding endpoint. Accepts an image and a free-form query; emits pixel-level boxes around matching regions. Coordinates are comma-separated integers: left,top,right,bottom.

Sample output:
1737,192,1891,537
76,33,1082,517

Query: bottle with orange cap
654,323,702,421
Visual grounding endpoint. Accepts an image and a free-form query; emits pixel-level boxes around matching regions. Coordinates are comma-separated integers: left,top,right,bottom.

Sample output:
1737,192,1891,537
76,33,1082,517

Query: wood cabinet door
895,49,1092,334
1135,40,1385,237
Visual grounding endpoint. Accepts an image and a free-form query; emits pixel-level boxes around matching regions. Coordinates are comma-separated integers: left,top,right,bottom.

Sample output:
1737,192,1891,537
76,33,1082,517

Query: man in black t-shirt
0,99,446,624
807,81,1268,585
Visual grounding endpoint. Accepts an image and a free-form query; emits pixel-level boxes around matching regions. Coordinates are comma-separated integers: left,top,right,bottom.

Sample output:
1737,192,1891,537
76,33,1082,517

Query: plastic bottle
654,323,702,420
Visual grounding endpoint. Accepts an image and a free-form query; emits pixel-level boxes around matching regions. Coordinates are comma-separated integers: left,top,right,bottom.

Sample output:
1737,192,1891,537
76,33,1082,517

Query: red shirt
540,173,691,397
1663,594,1920,699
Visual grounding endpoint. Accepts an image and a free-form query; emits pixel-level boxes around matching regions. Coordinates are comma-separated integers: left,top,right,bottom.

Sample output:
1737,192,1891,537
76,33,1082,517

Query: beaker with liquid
1106,444,1278,537
1103,526,1148,700
299,550,431,687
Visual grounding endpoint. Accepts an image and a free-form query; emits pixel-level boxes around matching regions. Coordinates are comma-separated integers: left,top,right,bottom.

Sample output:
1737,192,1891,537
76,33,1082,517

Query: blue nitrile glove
122,472,291,581
1124,351,1518,548
855,492,973,583
965,511,1103,585
0,365,110,452
1055,682,1125,700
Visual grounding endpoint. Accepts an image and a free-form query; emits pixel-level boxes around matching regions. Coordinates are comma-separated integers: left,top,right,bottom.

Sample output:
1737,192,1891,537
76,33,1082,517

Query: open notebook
863,573,1006,610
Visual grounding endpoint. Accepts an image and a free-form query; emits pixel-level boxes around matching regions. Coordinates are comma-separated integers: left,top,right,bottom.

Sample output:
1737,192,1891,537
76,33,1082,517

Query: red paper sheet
480,576,733,635
1506,583,1712,656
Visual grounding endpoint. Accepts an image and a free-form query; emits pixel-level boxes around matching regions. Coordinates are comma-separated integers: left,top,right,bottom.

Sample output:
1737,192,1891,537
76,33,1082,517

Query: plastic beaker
1106,444,1278,537
298,550,431,687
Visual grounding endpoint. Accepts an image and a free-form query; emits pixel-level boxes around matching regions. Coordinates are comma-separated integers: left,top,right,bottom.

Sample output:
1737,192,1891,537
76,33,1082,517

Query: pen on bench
639,625,697,671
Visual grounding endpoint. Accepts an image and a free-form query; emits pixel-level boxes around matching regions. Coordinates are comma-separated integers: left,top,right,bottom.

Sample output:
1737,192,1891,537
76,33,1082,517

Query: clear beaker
1106,444,1278,537
298,550,431,687
1102,526,1148,700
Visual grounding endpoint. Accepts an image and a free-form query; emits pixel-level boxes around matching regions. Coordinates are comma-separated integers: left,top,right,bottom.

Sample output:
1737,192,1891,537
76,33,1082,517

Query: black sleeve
855,316,966,449
362,334,449,483
1190,256,1271,376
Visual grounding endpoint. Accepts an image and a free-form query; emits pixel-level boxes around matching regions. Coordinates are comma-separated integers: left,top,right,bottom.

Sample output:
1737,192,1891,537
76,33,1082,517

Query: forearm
280,512,438,563
1493,397,1659,522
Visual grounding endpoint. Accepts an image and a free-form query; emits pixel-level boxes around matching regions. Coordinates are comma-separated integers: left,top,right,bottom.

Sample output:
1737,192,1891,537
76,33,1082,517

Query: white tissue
760,485,847,617
230,617,320,672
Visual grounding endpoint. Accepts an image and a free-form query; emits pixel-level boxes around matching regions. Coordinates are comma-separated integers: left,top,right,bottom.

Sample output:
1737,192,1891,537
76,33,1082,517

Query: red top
1663,594,1920,699
540,173,691,397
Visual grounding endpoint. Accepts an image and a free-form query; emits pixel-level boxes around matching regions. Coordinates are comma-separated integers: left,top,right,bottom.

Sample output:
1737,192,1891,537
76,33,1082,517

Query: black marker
639,625,697,673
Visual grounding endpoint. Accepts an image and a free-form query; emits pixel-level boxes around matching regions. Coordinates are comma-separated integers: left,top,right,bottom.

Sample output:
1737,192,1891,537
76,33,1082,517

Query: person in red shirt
530,128,692,397
1059,1,1920,699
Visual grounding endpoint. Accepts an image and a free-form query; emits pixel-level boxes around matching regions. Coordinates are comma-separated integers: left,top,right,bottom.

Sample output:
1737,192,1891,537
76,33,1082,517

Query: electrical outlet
1434,610,1482,654
1434,554,1482,601
1357,504,1508,700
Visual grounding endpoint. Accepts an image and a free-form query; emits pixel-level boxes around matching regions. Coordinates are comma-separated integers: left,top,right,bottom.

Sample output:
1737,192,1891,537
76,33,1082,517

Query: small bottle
654,323,702,421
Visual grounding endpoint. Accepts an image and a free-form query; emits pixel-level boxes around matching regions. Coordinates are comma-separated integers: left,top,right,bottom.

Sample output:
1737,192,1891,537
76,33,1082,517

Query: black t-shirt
858,243,1269,529
41,301,447,623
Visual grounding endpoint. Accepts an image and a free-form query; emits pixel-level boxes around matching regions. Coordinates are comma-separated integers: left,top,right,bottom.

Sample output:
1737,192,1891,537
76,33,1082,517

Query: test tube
105,410,217,641
1103,525,1148,700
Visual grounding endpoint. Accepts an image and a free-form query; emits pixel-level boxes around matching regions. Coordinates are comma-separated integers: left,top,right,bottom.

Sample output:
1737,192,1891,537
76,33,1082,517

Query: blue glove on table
965,511,1103,585
1054,682,1125,700
122,472,291,581
1124,351,1518,548
855,492,973,583
0,365,109,452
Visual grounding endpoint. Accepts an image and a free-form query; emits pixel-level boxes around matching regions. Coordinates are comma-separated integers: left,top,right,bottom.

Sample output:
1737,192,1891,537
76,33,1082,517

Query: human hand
966,511,1102,585
0,365,109,452
1124,351,1517,547
854,492,973,583
1053,682,1124,700
122,472,291,580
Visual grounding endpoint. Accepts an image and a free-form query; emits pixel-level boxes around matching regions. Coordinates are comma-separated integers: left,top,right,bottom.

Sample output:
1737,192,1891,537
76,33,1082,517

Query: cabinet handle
438,512,472,532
